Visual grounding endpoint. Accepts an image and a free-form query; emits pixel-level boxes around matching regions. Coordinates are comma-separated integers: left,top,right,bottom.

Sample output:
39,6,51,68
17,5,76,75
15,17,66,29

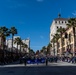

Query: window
65,21,66,23
62,21,63,23
55,21,57,23
57,26,58,29
59,21,60,24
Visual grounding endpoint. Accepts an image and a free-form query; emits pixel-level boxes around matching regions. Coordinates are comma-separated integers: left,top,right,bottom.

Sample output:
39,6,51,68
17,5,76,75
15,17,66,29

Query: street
0,62,76,75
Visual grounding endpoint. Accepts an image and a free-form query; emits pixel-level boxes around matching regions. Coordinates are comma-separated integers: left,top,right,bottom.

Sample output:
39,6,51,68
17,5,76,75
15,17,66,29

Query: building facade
50,14,68,56
6,36,20,50
58,27,76,57
6,36,30,53
22,39,30,53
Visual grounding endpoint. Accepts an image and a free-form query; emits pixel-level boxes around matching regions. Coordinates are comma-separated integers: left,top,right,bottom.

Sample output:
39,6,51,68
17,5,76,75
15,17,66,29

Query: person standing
24,57,27,66
45,57,48,66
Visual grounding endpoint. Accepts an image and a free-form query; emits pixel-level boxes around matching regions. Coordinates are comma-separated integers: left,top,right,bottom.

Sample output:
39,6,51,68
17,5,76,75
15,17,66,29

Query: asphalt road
0,66,76,75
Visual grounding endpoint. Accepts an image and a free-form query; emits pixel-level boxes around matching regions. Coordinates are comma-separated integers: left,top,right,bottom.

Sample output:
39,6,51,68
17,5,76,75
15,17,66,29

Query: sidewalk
49,61,76,66
0,61,76,67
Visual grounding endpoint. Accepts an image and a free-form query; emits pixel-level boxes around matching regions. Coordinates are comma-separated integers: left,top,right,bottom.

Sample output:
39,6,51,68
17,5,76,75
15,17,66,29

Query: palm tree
57,27,66,55
14,37,20,51
22,43,28,53
51,36,56,56
0,26,10,62
17,38,22,52
35,50,39,55
0,26,10,50
29,49,35,56
47,43,52,55
67,18,76,28
42,46,47,55
10,27,17,52
15,38,23,57
40,49,43,53
54,33,60,55
67,18,76,56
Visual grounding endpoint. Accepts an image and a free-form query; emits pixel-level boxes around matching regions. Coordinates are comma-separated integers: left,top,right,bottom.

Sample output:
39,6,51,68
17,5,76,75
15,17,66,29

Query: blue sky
0,0,76,51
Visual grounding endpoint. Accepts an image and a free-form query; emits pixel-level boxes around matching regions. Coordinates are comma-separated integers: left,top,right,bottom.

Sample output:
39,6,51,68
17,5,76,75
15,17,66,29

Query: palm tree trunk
2,36,5,63
2,37,4,50
61,33,63,56
16,43,18,53
20,44,21,52
73,27,75,56
17,44,18,50
12,34,14,52
26,47,27,53
11,34,14,60
53,42,55,56
19,44,22,57
57,42,58,56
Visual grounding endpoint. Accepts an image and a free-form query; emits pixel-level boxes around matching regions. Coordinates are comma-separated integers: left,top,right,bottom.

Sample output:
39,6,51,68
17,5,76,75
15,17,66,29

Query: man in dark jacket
46,57,48,66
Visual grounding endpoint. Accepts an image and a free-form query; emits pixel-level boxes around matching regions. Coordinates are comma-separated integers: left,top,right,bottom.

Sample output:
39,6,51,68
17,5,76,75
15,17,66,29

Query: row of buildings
50,14,76,57
0,36,30,53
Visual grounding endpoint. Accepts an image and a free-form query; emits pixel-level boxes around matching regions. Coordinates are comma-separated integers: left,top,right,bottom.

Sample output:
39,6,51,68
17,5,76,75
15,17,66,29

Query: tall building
22,39,30,48
6,36,30,53
58,27,75,56
50,14,68,55
6,36,20,49
22,39,30,53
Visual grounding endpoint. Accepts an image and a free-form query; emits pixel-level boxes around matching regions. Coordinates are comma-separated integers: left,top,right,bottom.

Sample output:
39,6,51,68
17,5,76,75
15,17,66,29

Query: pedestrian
24,57,27,66
37,57,39,65
45,57,48,66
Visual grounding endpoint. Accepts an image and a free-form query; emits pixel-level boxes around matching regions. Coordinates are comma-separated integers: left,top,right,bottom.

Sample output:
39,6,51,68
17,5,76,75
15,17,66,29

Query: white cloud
9,4,26,8
36,0,44,2
6,0,26,8
72,11,76,16
40,35,44,39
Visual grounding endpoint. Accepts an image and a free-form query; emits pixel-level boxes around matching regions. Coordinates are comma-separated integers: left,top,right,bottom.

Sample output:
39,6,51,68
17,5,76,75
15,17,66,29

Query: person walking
45,57,48,66
24,57,27,66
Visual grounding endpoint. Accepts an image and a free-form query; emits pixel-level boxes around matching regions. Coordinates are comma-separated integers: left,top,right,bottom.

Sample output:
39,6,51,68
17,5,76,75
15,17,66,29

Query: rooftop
54,13,68,21
54,18,68,21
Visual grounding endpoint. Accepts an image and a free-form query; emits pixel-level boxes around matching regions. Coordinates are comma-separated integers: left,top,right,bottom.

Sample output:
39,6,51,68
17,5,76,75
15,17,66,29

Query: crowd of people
19,55,59,66
0,49,22,65
19,54,76,66
61,55,76,63
0,49,76,65
0,55,20,65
